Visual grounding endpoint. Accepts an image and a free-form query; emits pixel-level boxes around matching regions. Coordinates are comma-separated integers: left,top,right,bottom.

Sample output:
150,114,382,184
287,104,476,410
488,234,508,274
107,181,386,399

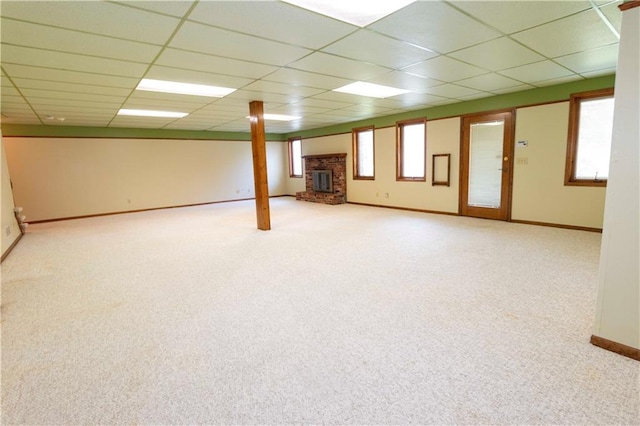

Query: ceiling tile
163,122,216,131
581,68,616,79
553,44,619,74
42,118,112,127
262,68,351,90
269,104,331,116
0,18,161,62
0,101,30,111
365,71,443,92
532,75,584,88
109,117,179,128
456,73,524,92
225,90,303,104
498,60,574,84
27,98,123,109
170,21,311,66
128,90,219,105
20,88,126,104
123,96,212,112
375,92,449,108
241,81,325,98
10,78,132,97
322,29,438,69
0,2,181,44
370,1,500,53
339,104,398,115
450,1,592,34
449,37,544,71
599,1,623,34
155,49,279,80
188,1,356,49
38,111,116,120
402,56,487,81
1,45,147,78
1,64,139,88
291,97,354,110
29,104,119,114
144,66,254,89
491,84,535,95
112,1,195,18
423,84,483,99
511,9,619,58
288,52,391,81
209,119,251,132
310,91,377,105
0,85,20,97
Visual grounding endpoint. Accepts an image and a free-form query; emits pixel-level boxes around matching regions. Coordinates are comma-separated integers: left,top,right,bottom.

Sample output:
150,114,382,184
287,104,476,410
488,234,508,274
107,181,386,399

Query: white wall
1,132,21,258
594,5,639,351
4,137,287,222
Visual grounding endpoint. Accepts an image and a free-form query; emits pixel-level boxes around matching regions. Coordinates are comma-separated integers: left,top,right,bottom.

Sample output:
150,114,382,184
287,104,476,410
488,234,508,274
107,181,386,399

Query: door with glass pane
460,111,514,220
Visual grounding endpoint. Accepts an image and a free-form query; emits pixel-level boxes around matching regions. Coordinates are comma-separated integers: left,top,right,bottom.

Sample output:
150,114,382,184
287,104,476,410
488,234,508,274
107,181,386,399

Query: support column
249,101,271,231
591,0,640,360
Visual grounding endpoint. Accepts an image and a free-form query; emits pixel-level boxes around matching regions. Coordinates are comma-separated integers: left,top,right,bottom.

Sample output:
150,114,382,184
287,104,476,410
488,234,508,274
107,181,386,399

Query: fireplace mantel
302,153,347,159
296,153,347,205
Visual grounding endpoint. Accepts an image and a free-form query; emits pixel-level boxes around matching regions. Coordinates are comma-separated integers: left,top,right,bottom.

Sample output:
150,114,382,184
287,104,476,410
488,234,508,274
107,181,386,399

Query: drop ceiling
0,0,621,134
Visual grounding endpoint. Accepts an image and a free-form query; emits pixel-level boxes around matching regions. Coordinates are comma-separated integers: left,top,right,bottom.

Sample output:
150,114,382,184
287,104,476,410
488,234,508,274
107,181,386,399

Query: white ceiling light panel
282,0,415,27
118,109,188,118
136,78,236,97
333,81,411,98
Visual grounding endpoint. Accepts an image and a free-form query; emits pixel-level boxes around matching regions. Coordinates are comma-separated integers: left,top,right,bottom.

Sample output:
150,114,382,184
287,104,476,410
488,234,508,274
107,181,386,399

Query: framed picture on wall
432,153,450,187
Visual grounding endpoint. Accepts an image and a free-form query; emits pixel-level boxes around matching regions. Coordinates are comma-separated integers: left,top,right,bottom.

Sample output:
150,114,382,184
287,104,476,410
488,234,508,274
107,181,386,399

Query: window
353,126,375,179
396,118,426,181
565,88,614,187
288,137,302,178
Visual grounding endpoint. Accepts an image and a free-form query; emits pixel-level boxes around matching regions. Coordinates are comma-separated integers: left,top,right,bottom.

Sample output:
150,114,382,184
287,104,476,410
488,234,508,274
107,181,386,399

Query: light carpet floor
1,198,638,424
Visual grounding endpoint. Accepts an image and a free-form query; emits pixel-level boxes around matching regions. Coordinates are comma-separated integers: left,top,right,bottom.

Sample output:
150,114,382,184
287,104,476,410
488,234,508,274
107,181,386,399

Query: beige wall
512,103,606,228
286,118,461,213
287,105,606,228
7,100,609,229
4,137,287,222
1,133,21,258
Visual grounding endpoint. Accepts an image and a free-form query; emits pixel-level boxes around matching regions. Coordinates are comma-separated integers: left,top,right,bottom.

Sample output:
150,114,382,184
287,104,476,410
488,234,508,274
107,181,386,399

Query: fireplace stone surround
295,153,347,205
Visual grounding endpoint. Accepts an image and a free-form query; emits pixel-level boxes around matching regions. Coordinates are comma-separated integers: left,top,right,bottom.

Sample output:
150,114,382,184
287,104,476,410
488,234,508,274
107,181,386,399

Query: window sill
565,179,607,187
397,177,426,182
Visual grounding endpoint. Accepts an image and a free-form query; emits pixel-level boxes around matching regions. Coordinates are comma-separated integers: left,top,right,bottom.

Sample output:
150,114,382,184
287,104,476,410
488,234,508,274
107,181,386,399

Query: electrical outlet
5,226,11,236
385,192,389,198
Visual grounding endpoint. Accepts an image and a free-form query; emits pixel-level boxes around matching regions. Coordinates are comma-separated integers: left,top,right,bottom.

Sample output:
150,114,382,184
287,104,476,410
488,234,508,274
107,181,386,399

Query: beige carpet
1,197,638,424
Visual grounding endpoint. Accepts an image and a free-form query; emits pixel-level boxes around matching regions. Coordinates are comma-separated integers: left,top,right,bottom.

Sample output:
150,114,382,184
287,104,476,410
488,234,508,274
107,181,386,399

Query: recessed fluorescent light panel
118,109,188,118
333,82,411,98
246,114,301,121
136,79,236,97
282,0,415,27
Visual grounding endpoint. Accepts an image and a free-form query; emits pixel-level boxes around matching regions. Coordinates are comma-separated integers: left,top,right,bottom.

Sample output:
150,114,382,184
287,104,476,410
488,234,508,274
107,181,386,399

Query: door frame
459,108,515,221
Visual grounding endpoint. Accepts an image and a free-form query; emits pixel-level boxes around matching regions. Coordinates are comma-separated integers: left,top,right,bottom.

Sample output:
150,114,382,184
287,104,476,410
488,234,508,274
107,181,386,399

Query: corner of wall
1,132,22,260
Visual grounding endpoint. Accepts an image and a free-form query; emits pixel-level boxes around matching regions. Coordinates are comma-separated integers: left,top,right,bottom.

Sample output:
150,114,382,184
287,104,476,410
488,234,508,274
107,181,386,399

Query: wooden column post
249,101,271,230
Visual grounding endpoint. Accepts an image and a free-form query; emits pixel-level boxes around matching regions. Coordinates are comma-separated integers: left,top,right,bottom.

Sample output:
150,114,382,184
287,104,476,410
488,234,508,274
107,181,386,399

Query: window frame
396,118,427,182
288,137,302,178
352,125,375,180
565,88,614,187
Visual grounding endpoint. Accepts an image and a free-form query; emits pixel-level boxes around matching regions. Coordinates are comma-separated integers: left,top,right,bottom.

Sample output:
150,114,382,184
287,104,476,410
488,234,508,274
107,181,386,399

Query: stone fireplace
296,153,347,205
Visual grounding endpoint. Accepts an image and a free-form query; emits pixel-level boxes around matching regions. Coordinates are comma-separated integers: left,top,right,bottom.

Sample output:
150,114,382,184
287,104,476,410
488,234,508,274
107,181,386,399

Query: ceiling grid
0,0,622,134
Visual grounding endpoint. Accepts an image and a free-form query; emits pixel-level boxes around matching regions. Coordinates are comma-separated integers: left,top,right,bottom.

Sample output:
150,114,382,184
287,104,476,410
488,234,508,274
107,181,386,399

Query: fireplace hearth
296,153,346,205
